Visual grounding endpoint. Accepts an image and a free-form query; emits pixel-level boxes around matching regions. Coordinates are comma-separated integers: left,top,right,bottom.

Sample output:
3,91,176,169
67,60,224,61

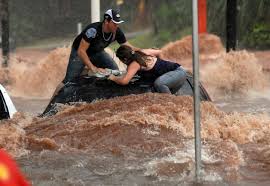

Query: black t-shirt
72,22,127,56
138,58,180,79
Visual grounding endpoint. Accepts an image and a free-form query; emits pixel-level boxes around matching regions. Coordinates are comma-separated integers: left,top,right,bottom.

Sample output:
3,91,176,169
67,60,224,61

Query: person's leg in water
154,67,187,94
90,50,119,70
51,48,85,98
62,48,85,84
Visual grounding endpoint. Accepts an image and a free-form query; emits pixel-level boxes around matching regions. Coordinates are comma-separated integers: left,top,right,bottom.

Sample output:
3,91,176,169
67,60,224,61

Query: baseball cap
104,9,124,24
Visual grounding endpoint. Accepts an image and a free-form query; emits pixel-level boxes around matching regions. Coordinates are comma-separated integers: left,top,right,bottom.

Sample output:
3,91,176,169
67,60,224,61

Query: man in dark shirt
62,9,135,84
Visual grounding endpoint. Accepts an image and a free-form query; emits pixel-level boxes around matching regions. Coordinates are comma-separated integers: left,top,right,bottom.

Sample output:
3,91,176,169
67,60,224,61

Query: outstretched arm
120,40,161,57
141,48,161,57
108,62,140,85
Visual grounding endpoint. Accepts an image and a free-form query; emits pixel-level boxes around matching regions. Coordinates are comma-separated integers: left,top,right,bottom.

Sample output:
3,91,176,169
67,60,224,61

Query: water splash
0,47,70,98
201,50,268,99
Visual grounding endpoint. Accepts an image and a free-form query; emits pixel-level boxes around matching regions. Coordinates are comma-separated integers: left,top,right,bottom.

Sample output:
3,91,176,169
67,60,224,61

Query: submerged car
41,71,211,117
0,84,17,120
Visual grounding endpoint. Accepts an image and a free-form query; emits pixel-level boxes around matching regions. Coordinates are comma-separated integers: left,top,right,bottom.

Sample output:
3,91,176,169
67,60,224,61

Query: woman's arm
120,42,161,57
141,48,161,57
109,62,140,85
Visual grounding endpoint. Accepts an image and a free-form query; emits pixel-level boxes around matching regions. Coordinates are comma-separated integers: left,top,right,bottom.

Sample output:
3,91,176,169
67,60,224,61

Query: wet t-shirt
72,22,126,56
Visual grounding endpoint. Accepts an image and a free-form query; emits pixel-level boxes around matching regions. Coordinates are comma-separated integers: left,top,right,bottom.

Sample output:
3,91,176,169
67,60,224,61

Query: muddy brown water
0,93,269,185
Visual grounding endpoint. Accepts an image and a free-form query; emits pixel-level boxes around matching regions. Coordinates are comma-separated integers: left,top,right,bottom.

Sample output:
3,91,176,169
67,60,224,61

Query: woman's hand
108,74,115,81
96,67,107,73
91,66,106,74
141,48,161,57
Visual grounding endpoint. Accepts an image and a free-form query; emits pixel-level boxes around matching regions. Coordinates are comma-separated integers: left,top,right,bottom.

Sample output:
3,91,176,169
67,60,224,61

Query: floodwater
1,34,270,185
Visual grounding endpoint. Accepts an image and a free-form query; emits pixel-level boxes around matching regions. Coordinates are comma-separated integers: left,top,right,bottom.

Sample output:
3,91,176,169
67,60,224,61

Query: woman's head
116,45,148,67
116,45,133,65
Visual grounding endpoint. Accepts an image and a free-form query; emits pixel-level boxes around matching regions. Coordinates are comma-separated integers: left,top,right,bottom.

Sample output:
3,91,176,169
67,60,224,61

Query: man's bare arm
77,38,105,73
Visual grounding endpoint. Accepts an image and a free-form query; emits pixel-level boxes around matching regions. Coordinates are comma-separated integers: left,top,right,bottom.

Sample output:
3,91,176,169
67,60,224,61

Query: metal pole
91,0,100,23
192,0,201,182
226,0,237,52
77,22,82,35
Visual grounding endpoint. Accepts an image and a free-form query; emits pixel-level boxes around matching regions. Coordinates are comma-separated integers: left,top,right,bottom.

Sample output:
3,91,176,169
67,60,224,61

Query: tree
0,0,9,67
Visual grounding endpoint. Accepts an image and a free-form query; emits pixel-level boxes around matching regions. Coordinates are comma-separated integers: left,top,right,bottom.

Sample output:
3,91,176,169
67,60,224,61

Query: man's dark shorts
62,48,118,84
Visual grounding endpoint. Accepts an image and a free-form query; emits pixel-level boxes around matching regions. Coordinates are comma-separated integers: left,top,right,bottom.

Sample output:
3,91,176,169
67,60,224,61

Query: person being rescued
109,45,187,94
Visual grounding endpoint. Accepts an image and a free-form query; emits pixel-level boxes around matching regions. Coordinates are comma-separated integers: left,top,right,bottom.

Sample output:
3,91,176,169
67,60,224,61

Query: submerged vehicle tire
41,73,211,117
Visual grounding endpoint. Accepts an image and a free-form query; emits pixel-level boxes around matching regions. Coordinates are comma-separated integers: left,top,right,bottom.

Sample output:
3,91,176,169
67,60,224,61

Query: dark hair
116,45,149,67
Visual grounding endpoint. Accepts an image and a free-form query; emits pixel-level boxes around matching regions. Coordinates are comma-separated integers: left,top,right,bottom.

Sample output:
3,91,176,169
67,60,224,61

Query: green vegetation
244,23,270,49
150,1,192,46
206,0,270,49
110,32,159,51
110,26,192,51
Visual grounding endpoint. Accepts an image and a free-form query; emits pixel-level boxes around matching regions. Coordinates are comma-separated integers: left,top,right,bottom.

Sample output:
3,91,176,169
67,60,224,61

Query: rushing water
1,34,270,185
2,93,270,185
